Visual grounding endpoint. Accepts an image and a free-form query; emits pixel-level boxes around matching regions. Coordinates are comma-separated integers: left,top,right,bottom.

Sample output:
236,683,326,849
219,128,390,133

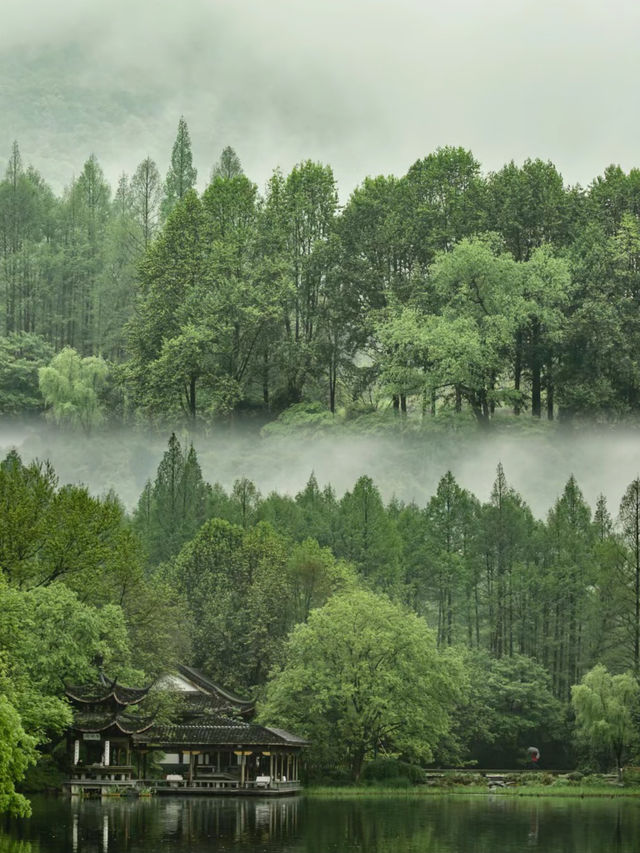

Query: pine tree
133,433,209,565
131,157,162,249
210,146,243,180
161,117,197,221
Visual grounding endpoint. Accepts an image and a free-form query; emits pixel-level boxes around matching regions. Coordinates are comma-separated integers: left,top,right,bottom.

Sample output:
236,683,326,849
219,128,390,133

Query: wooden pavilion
65,665,308,796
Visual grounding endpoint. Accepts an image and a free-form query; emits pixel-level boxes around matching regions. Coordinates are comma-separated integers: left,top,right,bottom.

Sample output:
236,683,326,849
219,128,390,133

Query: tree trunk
514,329,523,415
531,321,541,417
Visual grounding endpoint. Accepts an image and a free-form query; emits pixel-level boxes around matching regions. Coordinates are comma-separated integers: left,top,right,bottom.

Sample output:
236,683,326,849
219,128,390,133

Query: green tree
133,433,210,565
38,346,108,434
0,693,37,817
571,664,640,775
437,650,565,767
169,518,285,690
131,156,162,250
271,161,338,404
377,238,522,422
285,538,357,624
405,146,485,263
423,472,479,646
618,478,640,674
211,146,243,180
0,331,52,413
545,475,596,698
260,589,461,780
335,475,402,590
161,117,197,221
479,464,536,658
486,158,569,262
520,247,572,417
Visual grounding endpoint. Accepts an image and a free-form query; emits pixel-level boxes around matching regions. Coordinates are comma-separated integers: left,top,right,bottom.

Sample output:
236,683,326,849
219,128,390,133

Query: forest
2,119,640,815
2,432,640,813
2,118,640,427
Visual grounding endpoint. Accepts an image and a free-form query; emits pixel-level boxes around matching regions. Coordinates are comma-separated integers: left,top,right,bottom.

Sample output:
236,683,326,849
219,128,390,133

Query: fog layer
3,420,639,518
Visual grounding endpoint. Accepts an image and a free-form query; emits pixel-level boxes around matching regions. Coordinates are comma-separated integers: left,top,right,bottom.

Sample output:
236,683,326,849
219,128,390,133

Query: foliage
38,347,108,433
435,650,565,767
361,757,425,785
571,664,640,772
0,694,37,817
259,589,462,780
0,333,52,413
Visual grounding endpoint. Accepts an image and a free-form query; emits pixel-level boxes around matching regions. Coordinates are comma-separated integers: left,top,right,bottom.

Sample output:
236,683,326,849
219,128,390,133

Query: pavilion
65,665,308,796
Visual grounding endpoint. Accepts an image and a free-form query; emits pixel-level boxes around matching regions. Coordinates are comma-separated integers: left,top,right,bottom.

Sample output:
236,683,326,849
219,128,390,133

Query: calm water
2,794,640,853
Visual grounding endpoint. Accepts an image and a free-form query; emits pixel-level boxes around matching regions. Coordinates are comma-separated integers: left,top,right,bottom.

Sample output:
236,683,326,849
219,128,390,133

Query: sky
2,0,640,195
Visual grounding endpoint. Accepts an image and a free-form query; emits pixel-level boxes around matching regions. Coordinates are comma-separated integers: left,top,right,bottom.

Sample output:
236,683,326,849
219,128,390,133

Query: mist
3,0,640,193
3,419,640,519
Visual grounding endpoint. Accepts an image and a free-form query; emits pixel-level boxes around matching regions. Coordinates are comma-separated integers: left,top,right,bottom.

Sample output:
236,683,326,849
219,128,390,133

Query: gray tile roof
134,721,308,747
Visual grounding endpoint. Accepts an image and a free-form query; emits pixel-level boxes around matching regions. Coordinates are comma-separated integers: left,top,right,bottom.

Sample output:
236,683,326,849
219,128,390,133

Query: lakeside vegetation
1,432,640,814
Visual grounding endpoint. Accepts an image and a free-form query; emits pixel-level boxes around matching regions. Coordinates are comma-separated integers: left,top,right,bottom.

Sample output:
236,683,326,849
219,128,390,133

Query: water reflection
2,795,640,853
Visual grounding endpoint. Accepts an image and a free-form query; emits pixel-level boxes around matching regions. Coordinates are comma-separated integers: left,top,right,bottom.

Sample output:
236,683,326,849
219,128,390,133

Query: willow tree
571,664,640,775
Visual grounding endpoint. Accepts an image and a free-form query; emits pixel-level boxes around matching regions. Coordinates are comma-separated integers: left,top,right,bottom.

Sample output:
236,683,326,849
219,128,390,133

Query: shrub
361,758,424,785
623,767,640,786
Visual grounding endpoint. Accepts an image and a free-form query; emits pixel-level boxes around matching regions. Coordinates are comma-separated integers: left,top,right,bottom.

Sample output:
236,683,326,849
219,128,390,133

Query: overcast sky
2,0,639,194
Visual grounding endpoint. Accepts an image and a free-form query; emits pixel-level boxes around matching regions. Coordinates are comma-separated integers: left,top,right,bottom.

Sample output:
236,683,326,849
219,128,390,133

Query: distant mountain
0,43,172,189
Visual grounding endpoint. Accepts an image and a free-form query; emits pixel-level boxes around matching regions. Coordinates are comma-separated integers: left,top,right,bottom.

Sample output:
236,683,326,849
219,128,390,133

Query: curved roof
176,665,254,710
65,679,152,706
72,710,155,735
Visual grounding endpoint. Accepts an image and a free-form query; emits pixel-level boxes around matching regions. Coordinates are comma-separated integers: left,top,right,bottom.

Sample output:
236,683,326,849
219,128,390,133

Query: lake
2,794,640,853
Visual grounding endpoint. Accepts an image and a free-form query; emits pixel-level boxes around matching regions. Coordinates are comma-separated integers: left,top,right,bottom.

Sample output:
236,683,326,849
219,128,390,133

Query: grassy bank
305,784,640,799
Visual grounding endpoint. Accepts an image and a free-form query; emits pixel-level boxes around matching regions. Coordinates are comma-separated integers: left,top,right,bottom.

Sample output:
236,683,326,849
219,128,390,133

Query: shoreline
304,785,640,800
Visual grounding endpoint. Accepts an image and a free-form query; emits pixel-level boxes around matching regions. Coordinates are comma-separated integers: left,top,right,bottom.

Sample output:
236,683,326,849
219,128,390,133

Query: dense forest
2,432,640,812
2,120,640,815
3,118,640,428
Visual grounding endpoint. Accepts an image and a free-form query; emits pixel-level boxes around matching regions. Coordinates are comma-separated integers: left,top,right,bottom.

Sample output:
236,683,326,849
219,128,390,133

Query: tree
133,433,209,565
285,538,356,624
211,146,243,180
436,650,565,767
335,475,402,590
170,518,288,690
131,156,162,250
520,247,573,417
486,158,569,262
0,331,52,413
260,589,461,780
161,117,197,221
477,465,537,659
269,161,338,404
0,693,37,817
38,346,108,434
405,146,485,263
618,478,640,674
59,155,111,354
571,664,640,775
126,190,207,418
545,475,595,698
0,450,146,601
423,472,479,646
